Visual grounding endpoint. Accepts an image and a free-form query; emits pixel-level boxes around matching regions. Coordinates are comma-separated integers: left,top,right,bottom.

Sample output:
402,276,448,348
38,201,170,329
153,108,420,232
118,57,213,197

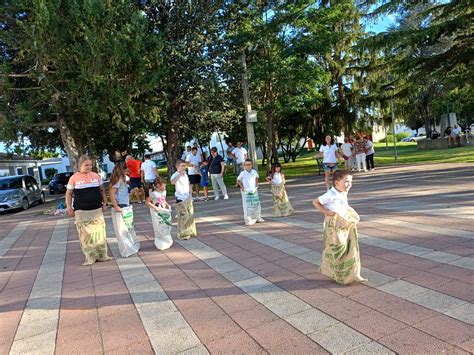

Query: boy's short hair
144,153,151,159
191,147,198,152
210,147,218,153
333,170,352,182
244,158,253,164
175,159,185,167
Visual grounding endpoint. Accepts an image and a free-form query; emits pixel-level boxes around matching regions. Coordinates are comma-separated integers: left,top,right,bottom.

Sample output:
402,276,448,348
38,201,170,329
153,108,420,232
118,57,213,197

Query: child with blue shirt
199,160,210,201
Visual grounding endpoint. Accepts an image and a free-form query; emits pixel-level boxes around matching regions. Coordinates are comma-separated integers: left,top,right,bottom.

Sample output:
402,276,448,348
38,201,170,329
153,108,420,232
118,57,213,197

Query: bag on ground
111,206,140,258
175,198,197,240
241,190,261,225
150,207,173,250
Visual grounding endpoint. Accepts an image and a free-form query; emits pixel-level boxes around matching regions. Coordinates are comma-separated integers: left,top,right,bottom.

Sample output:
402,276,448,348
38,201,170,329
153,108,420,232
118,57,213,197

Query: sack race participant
237,159,264,225
171,159,197,240
313,170,367,285
146,177,173,250
109,162,140,257
66,155,112,266
266,162,293,217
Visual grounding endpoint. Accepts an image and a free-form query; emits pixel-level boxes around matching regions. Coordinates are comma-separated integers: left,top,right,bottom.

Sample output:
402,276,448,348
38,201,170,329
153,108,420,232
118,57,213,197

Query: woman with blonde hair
66,155,112,265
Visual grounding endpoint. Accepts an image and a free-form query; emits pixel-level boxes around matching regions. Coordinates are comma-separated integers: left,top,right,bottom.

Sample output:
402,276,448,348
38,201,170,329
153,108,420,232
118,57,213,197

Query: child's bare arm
313,199,336,217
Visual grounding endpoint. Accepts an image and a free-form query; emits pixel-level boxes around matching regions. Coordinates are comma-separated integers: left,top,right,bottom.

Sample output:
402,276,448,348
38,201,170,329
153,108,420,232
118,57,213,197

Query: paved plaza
1,163,473,354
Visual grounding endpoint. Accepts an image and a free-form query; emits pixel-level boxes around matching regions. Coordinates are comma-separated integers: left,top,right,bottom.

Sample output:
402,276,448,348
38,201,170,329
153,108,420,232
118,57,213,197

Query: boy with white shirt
237,159,264,225
171,159,196,239
141,154,158,197
185,147,202,199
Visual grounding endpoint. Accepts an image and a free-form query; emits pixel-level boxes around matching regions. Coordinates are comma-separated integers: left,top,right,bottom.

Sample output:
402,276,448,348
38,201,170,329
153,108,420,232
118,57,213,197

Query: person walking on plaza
185,147,202,199
363,136,375,171
319,135,340,190
237,159,264,225
66,155,112,266
126,155,145,203
354,134,367,172
313,170,367,285
171,160,197,239
109,162,140,258
266,162,293,217
141,153,159,197
341,137,355,171
208,147,229,200
199,160,210,201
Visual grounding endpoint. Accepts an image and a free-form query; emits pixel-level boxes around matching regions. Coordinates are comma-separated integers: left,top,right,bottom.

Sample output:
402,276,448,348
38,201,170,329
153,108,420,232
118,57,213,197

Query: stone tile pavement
0,163,473,354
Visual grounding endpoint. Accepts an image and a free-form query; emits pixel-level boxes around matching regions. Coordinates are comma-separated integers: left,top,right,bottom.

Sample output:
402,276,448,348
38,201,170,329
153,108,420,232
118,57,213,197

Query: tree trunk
160,135,168,161
58,115,82,172
167,99,181,177
217,132,225,157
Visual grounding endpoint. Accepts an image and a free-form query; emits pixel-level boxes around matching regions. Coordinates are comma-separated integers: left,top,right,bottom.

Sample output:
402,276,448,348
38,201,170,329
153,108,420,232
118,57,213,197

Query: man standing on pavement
186,147,202,199
232,142,248,175
141,154,159,197
208,147,229,200
125,155,145,203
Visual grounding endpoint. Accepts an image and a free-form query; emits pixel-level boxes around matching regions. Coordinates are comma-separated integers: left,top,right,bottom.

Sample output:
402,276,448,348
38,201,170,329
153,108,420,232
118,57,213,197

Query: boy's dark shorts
189,174,201,185
129,177,142,189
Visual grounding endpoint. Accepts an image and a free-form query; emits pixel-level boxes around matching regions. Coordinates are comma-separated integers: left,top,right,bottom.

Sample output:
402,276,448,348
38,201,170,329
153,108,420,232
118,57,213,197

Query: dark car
48,172,73,194
0,175,45,212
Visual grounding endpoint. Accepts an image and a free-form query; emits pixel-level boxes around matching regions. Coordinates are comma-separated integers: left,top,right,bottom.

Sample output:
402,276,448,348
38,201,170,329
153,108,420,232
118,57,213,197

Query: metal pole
240,51,258,172
390,96,398,162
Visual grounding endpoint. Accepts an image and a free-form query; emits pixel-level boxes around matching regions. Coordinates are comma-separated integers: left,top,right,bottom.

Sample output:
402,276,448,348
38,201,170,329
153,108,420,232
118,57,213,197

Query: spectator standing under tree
126,155,145,203
232,142,248,186
141,154,159,197
193,142,204,160
186,147,202,199
226,142,235,174
319,135,340,191
199,160,210,201
363,136,375,171
341,138,355,171
208,147,229,200
354,135,367,173
181,146,192,161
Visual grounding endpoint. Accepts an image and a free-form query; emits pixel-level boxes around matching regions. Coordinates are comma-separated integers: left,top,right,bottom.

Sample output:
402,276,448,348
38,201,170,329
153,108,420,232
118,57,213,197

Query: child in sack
171,159,197,239
237,159,264,225
313,170,367,285
146,177,173,250
265,162,293,217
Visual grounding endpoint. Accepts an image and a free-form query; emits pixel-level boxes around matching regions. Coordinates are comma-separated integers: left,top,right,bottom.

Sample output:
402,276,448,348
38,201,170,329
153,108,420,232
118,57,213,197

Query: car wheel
39,192,45,205
21,198,29,211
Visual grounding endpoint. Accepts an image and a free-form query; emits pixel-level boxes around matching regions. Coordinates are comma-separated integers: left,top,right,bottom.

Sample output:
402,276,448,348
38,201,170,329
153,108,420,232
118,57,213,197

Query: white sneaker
224,195,229,200
214,196,220,200
257,218,265,223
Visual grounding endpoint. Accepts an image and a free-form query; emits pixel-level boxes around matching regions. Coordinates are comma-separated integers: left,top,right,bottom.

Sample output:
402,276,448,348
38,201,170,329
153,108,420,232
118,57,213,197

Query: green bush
378,132,411,143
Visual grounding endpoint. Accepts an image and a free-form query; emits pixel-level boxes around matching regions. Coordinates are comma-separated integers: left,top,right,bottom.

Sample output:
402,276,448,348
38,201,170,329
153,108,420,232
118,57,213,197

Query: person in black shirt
207,147,229,200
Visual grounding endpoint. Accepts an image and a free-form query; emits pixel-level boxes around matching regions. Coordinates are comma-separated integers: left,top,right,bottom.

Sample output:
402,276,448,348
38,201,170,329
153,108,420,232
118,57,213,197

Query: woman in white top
318,135,341,190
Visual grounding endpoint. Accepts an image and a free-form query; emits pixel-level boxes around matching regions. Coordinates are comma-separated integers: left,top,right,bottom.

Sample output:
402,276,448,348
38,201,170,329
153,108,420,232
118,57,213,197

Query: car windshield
0,177,23,190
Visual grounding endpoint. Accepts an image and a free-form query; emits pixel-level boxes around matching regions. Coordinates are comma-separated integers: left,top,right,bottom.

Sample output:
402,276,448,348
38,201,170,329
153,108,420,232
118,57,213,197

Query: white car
410,133,426,142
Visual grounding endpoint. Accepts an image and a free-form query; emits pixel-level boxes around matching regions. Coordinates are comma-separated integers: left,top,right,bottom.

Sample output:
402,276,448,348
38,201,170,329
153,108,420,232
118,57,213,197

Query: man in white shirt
232,142,248,173
141,154,158,197
193,142,204,160
452,124,462,145
181,146,192,161
186,147,202,199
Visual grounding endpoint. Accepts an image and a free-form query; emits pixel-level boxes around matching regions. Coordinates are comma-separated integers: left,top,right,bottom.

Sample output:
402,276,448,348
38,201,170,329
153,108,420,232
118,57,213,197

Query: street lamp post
386,85,398,163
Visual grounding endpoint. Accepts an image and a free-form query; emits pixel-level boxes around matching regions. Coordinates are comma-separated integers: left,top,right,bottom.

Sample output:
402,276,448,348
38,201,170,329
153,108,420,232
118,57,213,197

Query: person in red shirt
126,155,145,203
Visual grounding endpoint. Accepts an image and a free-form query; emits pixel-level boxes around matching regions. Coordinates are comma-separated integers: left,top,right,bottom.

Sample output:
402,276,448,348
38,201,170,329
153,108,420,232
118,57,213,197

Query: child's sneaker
204,197,209,202
257,218,265,223
214,195,220,200
224,195,229,200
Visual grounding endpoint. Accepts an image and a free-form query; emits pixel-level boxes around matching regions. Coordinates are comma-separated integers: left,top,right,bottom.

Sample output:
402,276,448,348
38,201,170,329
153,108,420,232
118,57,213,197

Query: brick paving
0,163,473,354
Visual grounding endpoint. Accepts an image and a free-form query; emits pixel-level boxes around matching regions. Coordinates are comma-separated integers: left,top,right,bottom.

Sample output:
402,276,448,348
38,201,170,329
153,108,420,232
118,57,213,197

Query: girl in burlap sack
265,162,293,217
313,170,367,285
66,155,112,266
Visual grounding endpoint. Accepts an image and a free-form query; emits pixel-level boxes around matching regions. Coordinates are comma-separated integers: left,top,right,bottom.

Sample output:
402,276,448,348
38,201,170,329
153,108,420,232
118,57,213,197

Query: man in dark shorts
185,147,202,199
126,155,145,203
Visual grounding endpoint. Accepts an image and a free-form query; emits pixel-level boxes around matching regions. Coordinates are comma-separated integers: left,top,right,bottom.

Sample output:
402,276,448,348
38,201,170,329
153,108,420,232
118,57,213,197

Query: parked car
48,172,73,194
402,133,426,142
0,175,45,212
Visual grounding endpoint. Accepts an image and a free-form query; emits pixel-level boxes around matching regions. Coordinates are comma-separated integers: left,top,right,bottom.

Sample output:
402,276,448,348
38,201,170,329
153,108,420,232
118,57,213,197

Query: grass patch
157,142,473,194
